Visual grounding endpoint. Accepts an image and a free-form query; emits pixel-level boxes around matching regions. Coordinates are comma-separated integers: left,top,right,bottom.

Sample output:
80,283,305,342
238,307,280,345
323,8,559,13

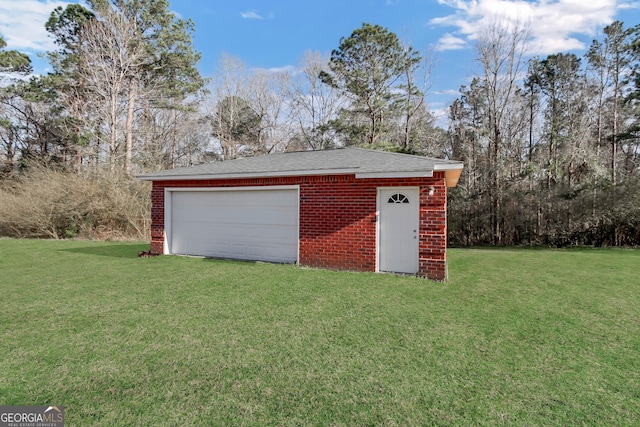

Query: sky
0,0,639,123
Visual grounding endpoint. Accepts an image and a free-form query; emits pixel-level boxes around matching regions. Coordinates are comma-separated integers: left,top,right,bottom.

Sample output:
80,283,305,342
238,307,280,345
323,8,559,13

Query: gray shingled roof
137,147,463,181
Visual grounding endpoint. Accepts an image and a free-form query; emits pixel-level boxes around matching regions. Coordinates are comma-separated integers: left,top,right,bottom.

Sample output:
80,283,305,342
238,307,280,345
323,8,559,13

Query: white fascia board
355,171,433,179
137,168,358,181
433,162,464,171
165,185,299,192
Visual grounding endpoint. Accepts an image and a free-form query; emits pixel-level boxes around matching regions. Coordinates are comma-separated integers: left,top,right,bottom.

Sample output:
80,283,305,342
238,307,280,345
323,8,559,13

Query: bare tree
288,51,345,150
394,45,435,151
71,8,146,172
208,54,298,158
135,104,210,170
475,19,531,243
208,54,256,159
587,21,636,185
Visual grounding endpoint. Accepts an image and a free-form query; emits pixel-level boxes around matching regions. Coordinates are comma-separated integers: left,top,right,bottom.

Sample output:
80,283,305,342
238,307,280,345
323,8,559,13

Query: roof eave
355,171,433,179
432,162,464,171
137,169,438,181
136,167,358,181
430,162,465,187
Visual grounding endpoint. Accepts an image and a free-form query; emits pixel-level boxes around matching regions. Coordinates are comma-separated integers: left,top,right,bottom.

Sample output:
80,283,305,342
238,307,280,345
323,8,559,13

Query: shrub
0,168,150,240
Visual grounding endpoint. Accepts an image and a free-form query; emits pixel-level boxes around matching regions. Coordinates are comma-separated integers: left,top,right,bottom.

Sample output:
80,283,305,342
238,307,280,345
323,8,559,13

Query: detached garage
138,148,463,280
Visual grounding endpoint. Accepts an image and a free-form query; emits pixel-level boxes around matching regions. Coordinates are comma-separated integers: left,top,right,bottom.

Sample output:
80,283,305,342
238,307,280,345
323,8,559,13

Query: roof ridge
347,146,459,162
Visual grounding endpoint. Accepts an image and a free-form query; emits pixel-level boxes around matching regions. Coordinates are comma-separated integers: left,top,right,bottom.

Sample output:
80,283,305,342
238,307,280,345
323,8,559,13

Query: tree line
0,0,638,246
447,21,640,246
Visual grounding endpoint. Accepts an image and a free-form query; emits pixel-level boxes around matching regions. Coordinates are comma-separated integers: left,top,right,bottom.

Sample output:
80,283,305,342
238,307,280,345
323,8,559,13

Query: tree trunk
125,78,137,176
109,91,118,172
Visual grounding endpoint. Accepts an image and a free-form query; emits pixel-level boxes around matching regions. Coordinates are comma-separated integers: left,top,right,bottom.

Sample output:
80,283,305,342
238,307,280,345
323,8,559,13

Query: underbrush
0,168,150,240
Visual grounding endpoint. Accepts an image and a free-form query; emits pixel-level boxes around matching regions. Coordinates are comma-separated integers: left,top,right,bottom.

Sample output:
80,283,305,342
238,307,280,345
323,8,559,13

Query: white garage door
168,187,298,263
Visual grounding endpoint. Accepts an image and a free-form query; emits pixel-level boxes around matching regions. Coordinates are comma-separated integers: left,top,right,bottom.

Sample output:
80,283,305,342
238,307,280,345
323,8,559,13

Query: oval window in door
387,193,410,204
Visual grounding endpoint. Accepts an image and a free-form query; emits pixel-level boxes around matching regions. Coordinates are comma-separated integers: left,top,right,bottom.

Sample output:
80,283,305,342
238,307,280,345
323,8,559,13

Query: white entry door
378,188,420,274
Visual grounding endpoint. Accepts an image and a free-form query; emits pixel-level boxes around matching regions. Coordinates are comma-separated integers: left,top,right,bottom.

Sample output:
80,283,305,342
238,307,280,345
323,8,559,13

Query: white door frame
164,185,300,260
376,187,420,274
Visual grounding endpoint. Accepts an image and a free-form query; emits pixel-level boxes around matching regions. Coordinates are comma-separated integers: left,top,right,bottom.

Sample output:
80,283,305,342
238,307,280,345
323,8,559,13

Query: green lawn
0,239,638,426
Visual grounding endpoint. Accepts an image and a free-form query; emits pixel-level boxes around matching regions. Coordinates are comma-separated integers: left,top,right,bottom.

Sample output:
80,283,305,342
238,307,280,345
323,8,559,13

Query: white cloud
435,33,467,51
433,88,461,96
431,0,626,54
260,65,298,74
251,64,304,77
240,10,264,19
618,1,640,9
429,105,451,129
240,9,274,20
0,0,74,52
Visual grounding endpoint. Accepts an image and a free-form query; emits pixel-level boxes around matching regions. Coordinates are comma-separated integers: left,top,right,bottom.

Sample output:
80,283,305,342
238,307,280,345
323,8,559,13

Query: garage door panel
172,214,297,230
169,189,298,263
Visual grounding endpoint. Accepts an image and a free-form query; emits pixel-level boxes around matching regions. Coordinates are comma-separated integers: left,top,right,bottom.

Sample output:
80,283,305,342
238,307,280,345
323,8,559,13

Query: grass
0,239,638,426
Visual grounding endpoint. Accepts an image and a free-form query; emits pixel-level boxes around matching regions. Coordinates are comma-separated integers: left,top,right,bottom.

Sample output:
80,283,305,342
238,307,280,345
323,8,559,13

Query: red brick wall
149,172,448,280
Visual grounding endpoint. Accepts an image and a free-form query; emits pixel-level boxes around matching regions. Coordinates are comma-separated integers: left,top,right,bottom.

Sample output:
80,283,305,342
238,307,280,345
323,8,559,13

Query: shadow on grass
60,243,149,259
